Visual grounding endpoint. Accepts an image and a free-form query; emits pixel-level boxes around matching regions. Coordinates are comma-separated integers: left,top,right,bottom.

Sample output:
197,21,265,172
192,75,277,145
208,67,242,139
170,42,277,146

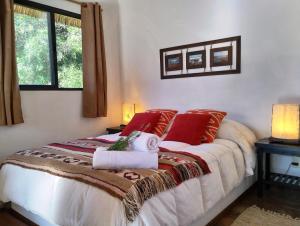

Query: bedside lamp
122,103,136,126
271,104,300,144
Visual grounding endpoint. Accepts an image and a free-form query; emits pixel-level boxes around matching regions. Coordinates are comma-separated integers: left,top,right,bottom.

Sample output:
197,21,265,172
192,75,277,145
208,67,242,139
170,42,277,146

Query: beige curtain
0,0,24,126
81,3,107,118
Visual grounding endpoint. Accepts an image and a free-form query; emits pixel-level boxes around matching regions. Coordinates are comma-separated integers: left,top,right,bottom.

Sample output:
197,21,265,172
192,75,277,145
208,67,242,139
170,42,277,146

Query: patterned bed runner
0,137,210,222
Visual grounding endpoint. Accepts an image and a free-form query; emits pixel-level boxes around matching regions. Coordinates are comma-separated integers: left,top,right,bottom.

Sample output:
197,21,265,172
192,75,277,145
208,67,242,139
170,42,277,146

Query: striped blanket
0,137,210,222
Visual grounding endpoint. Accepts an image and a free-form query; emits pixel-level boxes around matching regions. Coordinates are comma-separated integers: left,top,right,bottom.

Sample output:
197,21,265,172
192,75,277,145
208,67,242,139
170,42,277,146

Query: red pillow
146,109,178,137
120,112,161,136
186,109,227,143
164,114,211,145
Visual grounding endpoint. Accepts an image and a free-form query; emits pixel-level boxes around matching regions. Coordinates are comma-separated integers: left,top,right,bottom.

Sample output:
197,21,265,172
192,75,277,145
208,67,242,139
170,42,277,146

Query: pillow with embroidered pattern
146,109,178,137
120,112,161,136
186,109,227,143
164,114,211,145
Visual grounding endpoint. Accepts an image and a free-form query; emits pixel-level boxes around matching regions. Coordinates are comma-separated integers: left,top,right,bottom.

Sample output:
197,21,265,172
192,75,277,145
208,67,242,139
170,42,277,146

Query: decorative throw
0,138,210,222
186,109,227,143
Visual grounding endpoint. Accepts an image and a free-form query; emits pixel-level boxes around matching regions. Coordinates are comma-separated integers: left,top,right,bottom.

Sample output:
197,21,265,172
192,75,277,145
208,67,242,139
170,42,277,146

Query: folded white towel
130,132,161,153
93,147,158,170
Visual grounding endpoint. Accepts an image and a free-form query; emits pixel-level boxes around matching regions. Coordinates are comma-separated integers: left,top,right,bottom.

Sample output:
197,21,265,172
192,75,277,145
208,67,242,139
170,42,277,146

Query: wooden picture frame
165,53,183,71
186,50,206,69
210,46,233,67
160,36,241,79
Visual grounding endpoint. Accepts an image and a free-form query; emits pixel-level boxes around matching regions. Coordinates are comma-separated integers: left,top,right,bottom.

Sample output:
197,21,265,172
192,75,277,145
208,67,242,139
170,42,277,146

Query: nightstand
106,125,125,134
255,138,300,197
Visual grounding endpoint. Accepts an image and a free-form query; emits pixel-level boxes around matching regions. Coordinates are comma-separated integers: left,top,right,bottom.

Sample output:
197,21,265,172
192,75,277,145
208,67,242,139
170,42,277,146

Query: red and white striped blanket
0,137,210,222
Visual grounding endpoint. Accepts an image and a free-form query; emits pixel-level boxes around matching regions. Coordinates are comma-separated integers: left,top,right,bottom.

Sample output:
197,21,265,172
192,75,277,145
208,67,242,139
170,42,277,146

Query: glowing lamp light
122,103,136,125
271,104,300,144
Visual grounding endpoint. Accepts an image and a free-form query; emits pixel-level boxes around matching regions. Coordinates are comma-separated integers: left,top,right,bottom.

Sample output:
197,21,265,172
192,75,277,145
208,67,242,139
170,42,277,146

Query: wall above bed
118,0,300,175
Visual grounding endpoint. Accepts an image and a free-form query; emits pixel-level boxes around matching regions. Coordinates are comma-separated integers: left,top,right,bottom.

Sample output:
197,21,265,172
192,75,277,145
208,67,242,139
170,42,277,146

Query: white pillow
216,119,257,176
224,119,256,145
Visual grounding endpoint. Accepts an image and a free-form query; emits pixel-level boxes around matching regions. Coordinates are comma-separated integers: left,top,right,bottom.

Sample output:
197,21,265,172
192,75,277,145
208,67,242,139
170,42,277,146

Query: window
14,0,83,90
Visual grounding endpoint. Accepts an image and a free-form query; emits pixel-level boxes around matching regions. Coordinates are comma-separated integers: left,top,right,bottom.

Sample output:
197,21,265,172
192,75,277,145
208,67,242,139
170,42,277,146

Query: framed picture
210,46,233,67
165,53,183,71
160,36,241,79
186,50,206,69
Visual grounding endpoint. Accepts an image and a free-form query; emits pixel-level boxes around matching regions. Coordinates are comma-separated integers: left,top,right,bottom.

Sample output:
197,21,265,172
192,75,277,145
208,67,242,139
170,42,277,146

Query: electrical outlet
291,157,300,168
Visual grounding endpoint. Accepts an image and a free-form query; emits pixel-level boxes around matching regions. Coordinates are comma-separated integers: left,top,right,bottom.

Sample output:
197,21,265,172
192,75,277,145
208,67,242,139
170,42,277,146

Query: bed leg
0,201,11,210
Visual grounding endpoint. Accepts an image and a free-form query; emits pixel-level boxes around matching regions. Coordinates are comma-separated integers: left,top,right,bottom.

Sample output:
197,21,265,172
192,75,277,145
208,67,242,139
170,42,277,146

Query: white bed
0,120,257,226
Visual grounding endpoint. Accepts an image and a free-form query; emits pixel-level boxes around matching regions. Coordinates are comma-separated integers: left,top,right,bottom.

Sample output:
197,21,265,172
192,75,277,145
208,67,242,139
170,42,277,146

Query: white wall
119,0,300,174
0,0,122,159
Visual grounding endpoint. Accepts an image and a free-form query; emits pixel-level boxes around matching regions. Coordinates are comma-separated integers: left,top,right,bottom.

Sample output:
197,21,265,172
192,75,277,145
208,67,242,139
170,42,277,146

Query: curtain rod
65,0,102,8
65,0,81,5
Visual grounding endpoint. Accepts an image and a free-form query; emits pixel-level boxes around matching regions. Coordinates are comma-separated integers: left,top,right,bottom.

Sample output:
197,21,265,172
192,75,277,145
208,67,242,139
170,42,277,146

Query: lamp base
269,137,300,145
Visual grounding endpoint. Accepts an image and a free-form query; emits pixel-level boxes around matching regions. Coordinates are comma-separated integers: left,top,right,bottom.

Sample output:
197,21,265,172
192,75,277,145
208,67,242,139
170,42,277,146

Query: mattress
0,134,254,226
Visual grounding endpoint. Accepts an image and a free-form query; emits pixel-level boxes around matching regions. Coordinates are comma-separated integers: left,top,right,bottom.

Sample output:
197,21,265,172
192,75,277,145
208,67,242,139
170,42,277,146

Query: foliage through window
14,1,83,90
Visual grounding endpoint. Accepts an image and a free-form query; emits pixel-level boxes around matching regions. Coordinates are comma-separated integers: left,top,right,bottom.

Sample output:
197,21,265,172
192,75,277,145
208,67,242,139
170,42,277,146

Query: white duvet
0,131,255,226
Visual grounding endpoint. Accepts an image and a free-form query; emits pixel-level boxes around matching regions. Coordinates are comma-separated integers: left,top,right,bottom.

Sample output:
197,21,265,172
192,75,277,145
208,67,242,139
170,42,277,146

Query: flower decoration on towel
107,131,141,151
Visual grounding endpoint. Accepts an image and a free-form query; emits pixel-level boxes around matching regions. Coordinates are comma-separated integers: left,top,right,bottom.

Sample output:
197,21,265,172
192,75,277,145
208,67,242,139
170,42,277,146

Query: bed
0,119,256,226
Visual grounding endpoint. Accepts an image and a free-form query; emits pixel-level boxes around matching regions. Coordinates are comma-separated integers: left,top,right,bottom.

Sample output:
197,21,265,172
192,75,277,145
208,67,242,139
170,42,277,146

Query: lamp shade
122,103,135,125
271,104,300,143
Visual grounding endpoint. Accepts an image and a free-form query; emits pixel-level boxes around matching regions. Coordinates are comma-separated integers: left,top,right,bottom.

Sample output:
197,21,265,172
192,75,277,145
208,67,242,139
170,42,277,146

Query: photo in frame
210,46,233,67
160,36,241,79
165,53,183,71
186,50,206,69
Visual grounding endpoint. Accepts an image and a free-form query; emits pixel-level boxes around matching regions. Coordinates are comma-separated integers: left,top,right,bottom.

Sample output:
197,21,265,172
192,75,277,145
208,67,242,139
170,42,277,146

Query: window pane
14,5,52,85
55,14,83,88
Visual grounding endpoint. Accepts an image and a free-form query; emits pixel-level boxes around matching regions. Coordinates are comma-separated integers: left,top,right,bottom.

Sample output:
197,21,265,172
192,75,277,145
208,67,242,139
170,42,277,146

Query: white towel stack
93,132,161,170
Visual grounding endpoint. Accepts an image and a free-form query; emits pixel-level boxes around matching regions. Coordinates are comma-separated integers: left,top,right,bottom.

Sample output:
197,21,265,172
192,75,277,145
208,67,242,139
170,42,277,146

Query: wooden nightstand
255,138,300,197
106,125,125,134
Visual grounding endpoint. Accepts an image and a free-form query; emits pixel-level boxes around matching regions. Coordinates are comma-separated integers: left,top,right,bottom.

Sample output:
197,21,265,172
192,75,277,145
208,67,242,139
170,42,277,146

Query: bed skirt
9,175,256,226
